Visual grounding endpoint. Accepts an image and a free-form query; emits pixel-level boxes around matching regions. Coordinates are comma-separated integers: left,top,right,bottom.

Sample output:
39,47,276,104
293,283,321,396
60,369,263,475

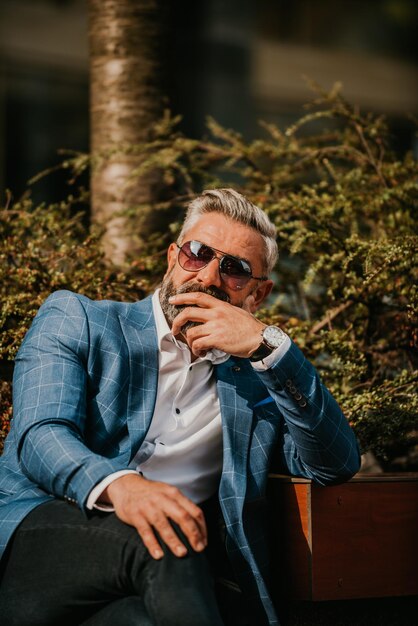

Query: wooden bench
268,473,418,601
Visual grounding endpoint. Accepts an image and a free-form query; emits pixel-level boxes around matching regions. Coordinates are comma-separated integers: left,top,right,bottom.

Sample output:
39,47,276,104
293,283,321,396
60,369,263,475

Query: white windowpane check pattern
0,290,361,626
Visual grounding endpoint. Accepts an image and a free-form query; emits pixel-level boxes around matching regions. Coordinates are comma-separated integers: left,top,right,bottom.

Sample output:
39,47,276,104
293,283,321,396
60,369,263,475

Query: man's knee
142,538,224,626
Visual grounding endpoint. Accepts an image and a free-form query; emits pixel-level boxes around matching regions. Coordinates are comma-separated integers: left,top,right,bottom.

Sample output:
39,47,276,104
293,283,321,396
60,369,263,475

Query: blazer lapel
216,358,256,524
118,296,159,460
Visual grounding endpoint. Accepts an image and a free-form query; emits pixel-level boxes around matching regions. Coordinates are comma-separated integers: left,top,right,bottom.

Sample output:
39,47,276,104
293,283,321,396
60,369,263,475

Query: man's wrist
87,470,138,510
251,334,292,370
249,325,288,362
105,471,146,506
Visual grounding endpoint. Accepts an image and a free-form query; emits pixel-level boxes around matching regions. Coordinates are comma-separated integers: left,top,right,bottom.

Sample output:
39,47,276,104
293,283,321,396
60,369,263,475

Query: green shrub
1,86,417,465
0,191,153,448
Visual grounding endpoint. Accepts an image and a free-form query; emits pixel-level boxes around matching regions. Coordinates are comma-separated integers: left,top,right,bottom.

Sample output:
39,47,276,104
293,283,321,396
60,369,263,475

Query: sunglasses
176,240,267,290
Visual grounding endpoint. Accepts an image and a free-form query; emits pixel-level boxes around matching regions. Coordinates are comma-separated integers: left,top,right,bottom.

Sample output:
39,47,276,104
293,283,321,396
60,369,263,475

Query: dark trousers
0,498,237,626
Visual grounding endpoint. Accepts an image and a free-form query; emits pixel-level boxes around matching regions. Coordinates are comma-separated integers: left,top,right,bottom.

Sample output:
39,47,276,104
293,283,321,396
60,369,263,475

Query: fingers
144,512,188,558
171,487,208,539
171,306,211,337
109,476,207,560
169,293,228,331
140,494,206,559
160,489,207,552
135,516,165,560
184,325,215,356
169,292,217,308
173,303,263,357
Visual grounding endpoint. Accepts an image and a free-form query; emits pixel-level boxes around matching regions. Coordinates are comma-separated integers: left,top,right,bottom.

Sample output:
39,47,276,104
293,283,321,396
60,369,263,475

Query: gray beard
159,276,230,335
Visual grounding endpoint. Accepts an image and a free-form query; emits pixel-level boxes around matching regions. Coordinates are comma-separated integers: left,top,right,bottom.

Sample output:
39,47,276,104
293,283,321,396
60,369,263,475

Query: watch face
263,325,285,349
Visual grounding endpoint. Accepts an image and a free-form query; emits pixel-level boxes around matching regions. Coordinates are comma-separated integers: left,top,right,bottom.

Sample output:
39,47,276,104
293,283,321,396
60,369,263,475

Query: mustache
176,282,230,303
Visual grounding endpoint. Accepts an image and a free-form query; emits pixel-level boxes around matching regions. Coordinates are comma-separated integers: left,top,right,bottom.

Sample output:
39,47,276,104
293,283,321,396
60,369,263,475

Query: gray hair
178,188,278,274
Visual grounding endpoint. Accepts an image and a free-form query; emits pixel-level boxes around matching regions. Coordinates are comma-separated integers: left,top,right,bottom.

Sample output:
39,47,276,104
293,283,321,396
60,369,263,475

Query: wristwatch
249,325,287,362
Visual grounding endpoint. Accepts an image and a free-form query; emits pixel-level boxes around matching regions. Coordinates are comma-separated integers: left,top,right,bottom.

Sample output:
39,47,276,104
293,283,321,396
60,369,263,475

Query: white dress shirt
87,290,290,508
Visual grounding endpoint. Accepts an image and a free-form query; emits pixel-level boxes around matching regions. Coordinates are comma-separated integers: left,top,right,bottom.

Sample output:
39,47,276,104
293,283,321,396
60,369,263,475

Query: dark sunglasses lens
179,241,253,289
220,256,251,288
179,241,214,270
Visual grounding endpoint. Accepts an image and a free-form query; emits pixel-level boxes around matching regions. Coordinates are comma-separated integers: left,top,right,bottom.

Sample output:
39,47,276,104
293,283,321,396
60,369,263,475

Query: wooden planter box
268,473,418,601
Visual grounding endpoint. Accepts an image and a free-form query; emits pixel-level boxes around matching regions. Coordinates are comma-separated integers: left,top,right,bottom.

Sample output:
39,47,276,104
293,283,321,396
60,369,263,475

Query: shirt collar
152,289,229,365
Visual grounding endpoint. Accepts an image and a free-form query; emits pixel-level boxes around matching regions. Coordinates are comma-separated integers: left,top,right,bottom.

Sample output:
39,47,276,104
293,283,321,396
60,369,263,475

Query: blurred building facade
0,0,417,203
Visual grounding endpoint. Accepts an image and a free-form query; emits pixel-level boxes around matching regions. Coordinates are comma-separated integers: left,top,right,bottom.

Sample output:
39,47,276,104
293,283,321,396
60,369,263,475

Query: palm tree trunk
88,0,168,264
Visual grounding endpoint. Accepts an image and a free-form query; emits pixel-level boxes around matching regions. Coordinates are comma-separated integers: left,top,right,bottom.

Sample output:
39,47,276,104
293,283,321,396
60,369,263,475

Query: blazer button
232,365,241,372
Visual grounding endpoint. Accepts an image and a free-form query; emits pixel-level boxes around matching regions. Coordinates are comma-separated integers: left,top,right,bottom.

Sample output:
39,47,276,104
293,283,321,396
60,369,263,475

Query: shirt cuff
250,334,292,371
86,470,138,511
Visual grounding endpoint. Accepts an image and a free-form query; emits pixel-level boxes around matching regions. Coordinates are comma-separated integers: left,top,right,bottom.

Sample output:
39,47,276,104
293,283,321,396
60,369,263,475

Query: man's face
160,212,272,329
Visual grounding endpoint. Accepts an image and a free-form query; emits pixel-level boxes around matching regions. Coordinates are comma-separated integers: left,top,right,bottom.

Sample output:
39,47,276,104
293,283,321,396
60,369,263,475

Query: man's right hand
101,473,207,560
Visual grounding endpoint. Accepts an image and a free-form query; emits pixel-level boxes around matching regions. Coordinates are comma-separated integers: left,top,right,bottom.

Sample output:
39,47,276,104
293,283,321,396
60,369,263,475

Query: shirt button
189,366,192,371
175,408,181,414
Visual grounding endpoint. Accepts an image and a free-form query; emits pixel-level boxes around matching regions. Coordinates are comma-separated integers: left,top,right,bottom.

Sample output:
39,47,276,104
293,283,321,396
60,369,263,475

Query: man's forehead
183,212,258,243
181,213,266,267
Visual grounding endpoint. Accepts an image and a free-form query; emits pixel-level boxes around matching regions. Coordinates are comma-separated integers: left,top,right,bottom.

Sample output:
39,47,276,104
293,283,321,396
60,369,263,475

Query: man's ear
247,280,273,313
164,243,178,279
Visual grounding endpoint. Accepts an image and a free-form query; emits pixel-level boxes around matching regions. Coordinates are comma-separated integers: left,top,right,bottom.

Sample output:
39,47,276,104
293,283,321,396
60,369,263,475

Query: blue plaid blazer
0,291,360,625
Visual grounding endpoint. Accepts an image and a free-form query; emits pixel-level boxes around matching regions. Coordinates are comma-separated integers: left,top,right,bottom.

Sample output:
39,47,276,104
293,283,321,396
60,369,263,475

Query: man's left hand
169,292,265,358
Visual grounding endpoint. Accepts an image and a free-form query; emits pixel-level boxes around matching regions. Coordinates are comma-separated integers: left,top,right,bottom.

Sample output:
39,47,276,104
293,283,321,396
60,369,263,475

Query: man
0,189,360,626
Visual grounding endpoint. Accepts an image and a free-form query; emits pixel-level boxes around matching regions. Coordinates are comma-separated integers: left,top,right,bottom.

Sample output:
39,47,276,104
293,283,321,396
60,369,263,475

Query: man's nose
196,257,222,288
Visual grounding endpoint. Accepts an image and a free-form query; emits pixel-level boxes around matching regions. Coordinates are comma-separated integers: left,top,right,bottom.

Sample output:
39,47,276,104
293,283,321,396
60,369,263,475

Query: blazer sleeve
254,340,361,485
12,290,128,510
